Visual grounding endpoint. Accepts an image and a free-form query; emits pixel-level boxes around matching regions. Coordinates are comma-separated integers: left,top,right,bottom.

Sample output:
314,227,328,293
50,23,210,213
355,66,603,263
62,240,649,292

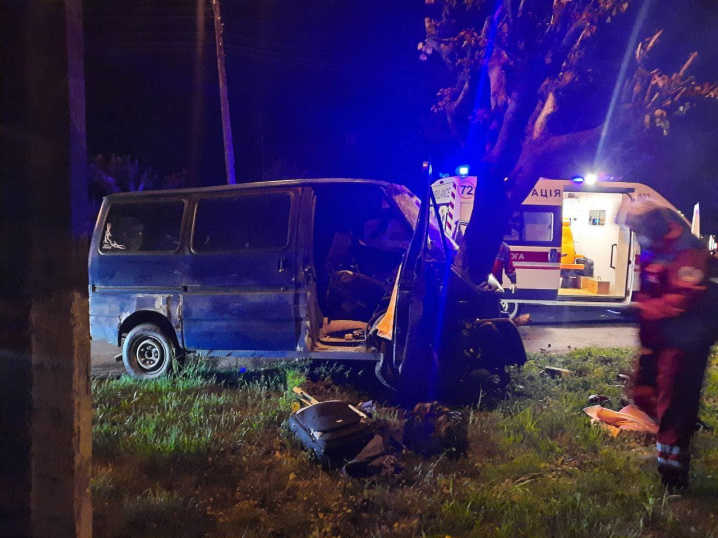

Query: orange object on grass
583,404,659,435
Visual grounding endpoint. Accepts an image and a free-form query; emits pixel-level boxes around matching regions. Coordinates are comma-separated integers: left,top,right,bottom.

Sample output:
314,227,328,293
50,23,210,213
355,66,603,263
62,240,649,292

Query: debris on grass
543,366,572,378
403,402,468,460
583,404,659,435
587,394,611,405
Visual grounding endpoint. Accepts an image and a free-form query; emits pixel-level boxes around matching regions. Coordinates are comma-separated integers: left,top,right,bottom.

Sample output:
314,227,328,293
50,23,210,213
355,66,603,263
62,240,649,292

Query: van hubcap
135,337,164,371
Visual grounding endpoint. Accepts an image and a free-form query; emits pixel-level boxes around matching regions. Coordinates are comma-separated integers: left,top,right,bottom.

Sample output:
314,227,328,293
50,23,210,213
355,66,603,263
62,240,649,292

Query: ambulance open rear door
503,180,563,308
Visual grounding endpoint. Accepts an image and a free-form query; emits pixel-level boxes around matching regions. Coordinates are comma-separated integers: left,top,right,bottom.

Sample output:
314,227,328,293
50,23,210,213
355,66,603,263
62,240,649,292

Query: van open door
389,162,439,391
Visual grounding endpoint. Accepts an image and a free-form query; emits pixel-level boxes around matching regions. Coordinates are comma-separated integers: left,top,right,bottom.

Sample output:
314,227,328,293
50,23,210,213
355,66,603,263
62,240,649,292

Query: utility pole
189,0,207,186
212,0,236,184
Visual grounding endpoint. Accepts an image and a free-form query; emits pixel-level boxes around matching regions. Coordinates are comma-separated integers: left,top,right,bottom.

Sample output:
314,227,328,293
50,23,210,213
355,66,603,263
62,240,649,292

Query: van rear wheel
122,323,176,380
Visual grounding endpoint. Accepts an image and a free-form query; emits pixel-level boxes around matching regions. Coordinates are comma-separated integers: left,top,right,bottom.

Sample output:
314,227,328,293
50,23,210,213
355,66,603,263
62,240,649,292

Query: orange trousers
632,345,711,473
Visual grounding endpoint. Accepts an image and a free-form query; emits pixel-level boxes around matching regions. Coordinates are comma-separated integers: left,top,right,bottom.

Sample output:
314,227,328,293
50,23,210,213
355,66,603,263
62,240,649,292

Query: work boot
659,467,689,493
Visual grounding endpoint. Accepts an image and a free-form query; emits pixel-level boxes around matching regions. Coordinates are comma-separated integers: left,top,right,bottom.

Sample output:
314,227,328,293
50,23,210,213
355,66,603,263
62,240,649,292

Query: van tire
122,323,176,380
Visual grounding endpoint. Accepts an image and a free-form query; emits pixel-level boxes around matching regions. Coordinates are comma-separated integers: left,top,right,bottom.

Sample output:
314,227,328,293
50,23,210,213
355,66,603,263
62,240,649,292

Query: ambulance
432,174,694,318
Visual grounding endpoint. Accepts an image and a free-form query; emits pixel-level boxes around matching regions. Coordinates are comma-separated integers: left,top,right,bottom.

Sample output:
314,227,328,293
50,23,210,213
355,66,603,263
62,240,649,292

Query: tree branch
508,123,605,202
531,91,557,140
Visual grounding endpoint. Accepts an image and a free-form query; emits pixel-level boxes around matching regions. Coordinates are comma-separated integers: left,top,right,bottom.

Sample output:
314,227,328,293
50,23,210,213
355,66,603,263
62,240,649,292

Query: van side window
101,202,184,253
193,193,291,252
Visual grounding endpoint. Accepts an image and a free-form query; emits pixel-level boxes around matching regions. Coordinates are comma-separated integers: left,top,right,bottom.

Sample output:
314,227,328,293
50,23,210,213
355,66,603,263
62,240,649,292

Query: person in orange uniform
622,201,715,490
492,241,517,293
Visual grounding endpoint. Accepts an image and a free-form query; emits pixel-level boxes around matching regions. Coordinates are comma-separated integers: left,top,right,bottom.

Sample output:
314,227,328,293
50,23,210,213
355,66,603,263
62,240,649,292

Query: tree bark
454,170,512,283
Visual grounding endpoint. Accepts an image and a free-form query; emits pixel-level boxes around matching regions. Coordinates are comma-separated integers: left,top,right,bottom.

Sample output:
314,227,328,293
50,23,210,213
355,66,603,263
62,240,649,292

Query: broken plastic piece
357,400,376,417
587,394,610,405
543,366,572,378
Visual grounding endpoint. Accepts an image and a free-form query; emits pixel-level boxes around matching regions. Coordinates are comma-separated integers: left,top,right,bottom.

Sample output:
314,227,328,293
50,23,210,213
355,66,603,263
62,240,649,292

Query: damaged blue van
89,176,525,396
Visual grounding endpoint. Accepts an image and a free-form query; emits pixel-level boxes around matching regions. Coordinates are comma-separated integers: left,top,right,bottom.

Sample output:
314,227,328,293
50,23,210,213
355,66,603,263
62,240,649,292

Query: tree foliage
420,0,718,280
89,154,189,199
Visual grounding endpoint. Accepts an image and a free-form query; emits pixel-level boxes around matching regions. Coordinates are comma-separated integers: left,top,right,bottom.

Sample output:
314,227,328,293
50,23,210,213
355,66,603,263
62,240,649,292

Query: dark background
84,0,718,232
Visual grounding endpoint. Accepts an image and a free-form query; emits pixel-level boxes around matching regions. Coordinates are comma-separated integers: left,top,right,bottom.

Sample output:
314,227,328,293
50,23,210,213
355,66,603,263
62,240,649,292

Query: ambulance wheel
499,300,520,319
122,323,176,380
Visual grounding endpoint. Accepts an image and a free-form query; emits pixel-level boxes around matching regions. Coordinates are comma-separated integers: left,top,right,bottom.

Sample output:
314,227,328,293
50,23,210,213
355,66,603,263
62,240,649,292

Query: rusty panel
89,291,183,344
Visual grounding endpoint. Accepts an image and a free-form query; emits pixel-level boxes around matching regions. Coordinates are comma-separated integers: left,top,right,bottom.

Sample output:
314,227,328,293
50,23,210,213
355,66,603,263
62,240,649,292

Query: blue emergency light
571,175,585,184
456,165,470,177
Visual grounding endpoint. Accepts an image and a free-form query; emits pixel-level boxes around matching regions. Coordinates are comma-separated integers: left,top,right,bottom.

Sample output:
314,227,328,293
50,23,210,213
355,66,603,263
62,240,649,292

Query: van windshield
388,185,457,252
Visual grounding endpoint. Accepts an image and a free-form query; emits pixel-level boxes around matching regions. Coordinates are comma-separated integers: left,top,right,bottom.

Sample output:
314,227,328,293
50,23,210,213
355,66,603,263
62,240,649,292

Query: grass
92,349,718,538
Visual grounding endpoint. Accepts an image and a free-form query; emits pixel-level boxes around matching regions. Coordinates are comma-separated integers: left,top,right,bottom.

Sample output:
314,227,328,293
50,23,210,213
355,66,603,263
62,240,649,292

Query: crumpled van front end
366,165,527,400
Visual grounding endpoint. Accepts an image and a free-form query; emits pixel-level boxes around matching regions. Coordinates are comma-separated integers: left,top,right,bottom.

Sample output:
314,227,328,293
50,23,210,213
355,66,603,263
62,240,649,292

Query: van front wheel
122,323,175,380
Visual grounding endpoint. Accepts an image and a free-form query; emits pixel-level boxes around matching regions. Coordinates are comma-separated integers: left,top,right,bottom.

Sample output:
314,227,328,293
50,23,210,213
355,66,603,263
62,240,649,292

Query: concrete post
0,1,92,537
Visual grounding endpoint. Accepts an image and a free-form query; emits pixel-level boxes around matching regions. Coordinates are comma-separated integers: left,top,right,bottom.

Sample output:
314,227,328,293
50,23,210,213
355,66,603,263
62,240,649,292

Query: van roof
104,178,395,199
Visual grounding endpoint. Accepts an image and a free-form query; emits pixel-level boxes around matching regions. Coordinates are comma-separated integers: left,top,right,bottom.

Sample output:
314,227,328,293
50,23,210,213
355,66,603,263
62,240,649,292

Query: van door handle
610,243,617,269
549,248,558,263
277,257,287,273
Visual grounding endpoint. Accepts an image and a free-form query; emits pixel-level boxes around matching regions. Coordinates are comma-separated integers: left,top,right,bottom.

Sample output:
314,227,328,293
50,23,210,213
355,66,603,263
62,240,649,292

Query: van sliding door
183,189,300,352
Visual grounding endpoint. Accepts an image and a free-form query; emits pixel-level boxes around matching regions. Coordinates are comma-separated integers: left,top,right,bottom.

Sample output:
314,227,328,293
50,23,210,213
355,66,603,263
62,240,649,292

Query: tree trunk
454,169,512,283
212,0,236,184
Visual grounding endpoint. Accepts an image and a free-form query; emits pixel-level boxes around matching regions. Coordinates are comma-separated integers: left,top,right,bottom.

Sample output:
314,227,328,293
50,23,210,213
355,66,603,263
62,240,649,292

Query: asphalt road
92,305,638,378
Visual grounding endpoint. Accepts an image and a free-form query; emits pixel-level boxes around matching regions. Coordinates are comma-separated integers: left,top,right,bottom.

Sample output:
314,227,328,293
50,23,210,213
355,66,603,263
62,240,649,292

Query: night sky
84,0,718,231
